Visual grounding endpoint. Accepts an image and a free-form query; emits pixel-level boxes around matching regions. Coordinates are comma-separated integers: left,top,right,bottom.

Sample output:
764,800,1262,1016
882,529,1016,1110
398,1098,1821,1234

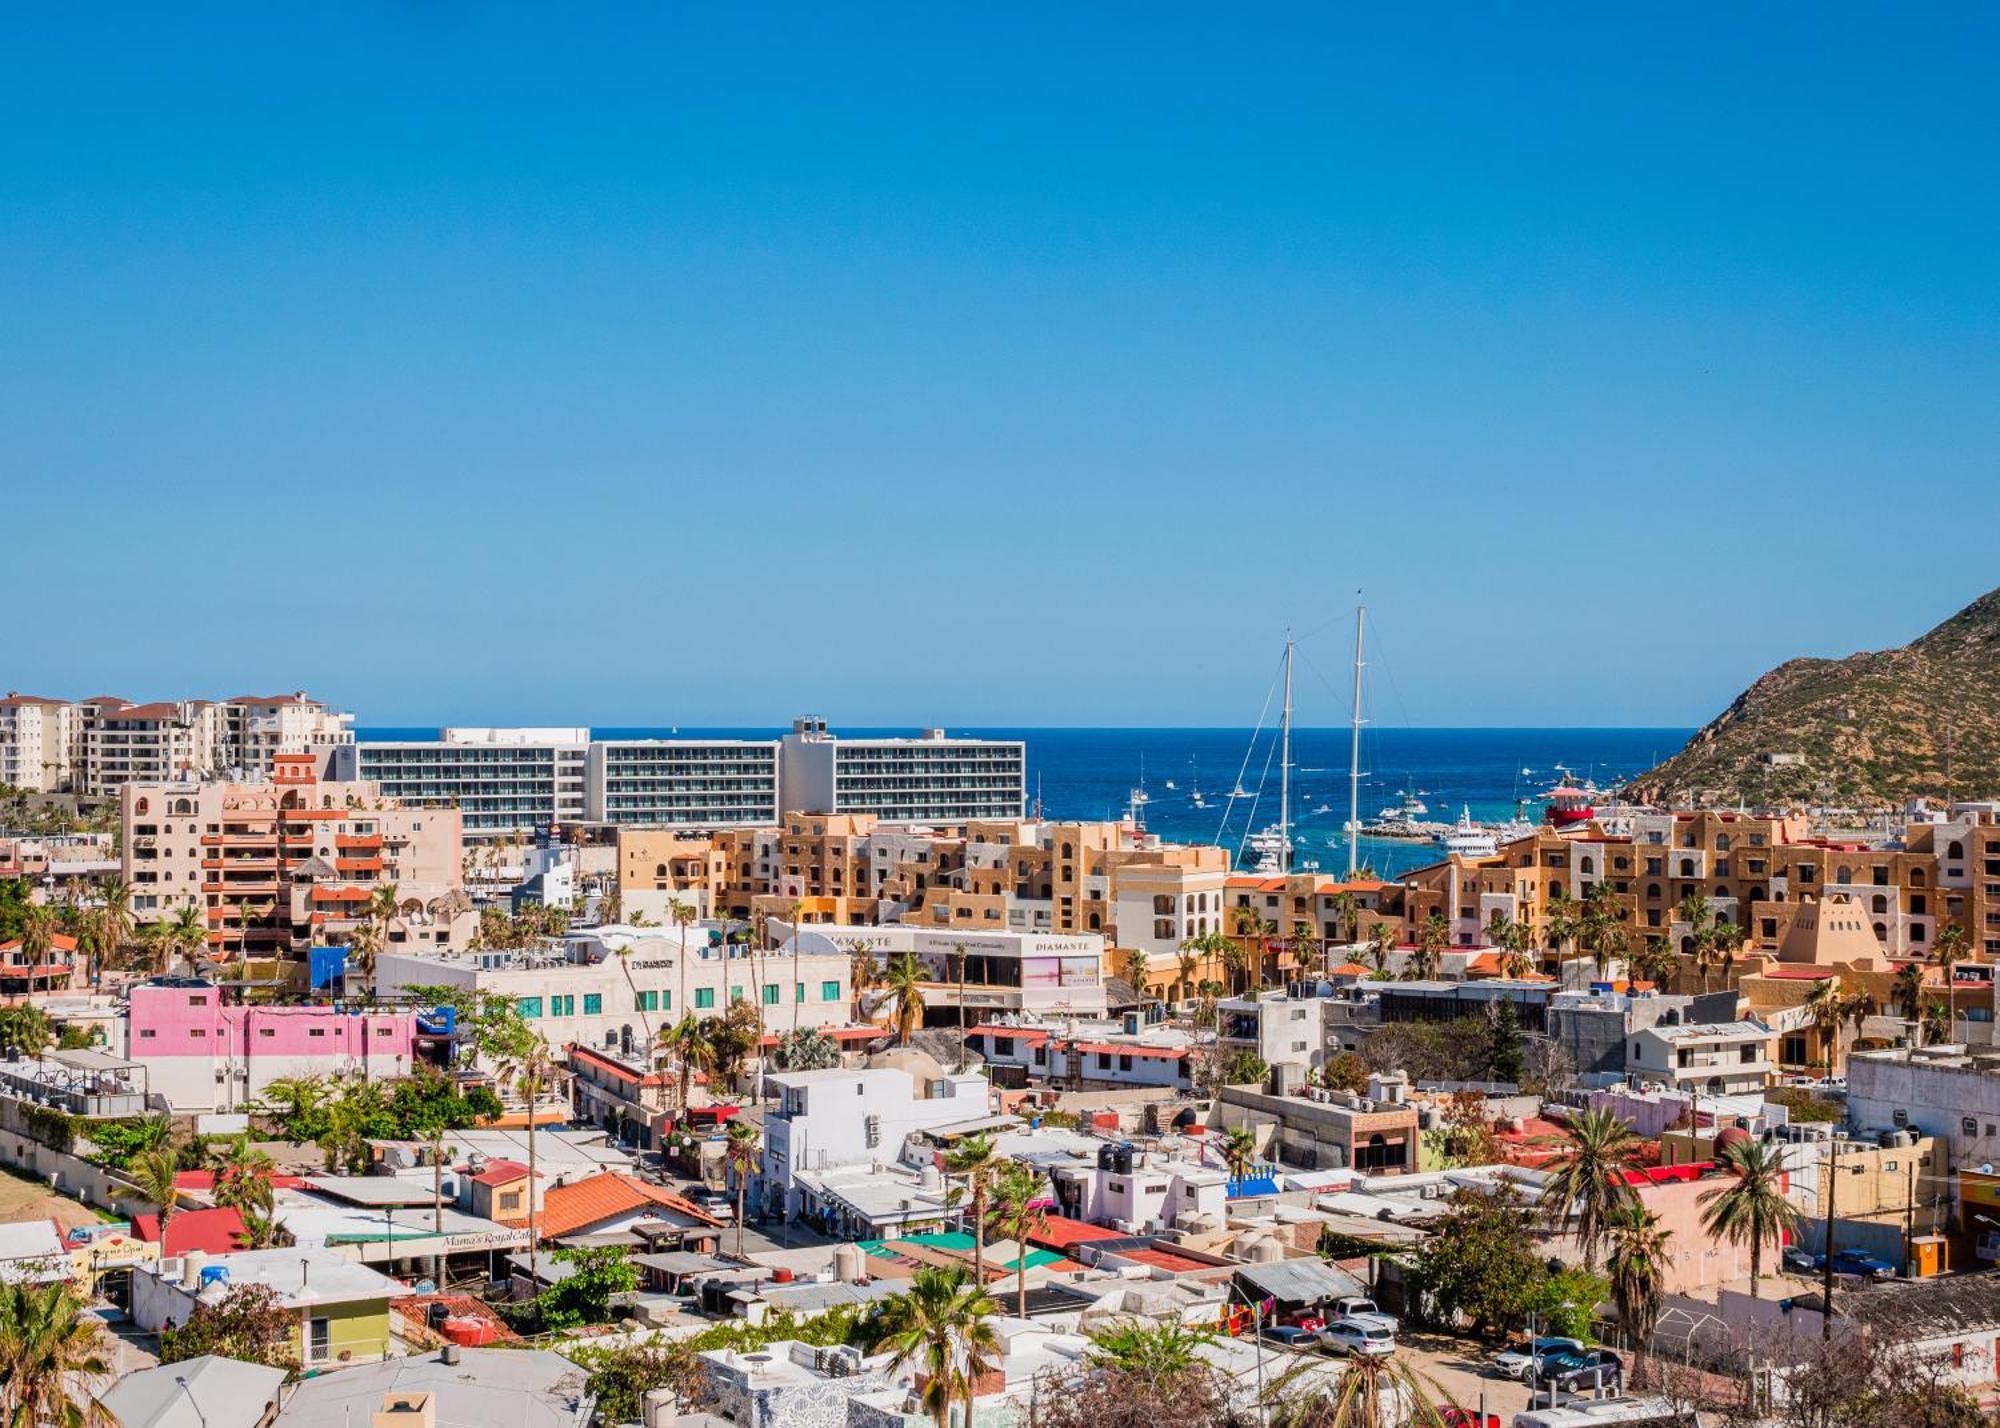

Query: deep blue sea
358,727,1691,880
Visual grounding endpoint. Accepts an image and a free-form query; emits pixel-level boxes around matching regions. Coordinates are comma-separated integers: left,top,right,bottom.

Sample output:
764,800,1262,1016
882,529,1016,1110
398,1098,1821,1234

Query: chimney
373,1392,438,1428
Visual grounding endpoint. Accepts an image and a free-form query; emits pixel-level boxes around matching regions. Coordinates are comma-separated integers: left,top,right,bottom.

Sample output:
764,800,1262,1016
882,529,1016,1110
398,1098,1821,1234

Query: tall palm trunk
956,946,969,1073
1748,1232,1761,1299
970,1179,986,1284
735,1173,747,1260
526,1076,540,1284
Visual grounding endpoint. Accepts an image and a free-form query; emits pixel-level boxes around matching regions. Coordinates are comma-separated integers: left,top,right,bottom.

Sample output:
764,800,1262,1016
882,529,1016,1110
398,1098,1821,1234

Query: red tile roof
1119,1246,1213,1274
172,1170,309,1192
1025,1214,1123,1252
538,1172,720,1239
468,1159,532,1186
132,1207,249,1255
1069,1041,1188,1060
1327,962,1373,977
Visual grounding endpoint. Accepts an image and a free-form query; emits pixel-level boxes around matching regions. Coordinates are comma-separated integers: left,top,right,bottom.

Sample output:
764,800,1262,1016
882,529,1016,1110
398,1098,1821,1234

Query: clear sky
4,5,1996,729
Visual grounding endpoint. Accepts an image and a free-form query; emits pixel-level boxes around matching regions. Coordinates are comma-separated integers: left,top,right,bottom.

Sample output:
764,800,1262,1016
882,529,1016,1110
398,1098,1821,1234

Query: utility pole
1821,1138,1841,1341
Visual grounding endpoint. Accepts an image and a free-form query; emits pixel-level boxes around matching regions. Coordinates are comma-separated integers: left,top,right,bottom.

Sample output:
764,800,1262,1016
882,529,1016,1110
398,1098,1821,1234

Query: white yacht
1435,805,1498,858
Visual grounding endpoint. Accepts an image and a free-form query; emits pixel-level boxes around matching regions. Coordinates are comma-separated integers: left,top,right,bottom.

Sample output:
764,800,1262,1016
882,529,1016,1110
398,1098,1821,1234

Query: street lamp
1223,1281,1270,1428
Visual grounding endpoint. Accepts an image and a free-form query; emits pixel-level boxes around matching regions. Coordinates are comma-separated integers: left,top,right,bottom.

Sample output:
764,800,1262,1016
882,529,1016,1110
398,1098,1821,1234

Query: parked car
1492,1337,1585,1381
1328,1294,1400,1331
1781,1246,1820,1274
1830,1249,1897,1281
1260,1324,1321,1350
1280,1312,1328,1334
1319,1318,1397,1357
1439,1410,1502,1428
1542,1348,1624,1393
694,1192,735,1223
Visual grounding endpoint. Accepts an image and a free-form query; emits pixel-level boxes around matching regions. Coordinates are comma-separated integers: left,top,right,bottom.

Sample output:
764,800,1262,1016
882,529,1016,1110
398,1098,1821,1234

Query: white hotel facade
372,924,854,1061
324,717,1025,840
781,921,1109,1019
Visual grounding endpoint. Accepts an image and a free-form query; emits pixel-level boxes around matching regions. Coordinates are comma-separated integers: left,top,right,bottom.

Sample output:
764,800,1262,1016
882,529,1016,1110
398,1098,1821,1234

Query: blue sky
4,5,1996,728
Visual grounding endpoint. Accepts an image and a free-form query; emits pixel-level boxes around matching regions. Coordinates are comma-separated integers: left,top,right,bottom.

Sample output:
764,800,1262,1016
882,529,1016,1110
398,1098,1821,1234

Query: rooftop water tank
833,1243,869,1283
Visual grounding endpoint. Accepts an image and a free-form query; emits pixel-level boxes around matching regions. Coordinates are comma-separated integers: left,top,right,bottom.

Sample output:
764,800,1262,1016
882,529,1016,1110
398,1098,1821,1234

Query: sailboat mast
1280,631,1294,874
1348,603,1366,877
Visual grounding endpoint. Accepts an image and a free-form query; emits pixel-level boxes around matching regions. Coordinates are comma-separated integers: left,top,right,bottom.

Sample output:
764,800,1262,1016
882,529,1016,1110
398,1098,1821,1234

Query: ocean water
360,726,1690,879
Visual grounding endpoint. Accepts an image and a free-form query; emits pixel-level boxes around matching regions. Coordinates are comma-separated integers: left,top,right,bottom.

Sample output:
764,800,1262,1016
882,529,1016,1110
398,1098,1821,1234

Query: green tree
158,1283,299,1370
492,1027,561,1283
1321,1051,1369,1095
1087,1319,1214,1376
1698,1137,1799,1299
771,1025,840,1071
0,1279,115,1428
1487,996,1524,1084
879,952,928,1046
1539,1107,1640,1269
870,1265,1002,1428
534,1246,640,1330
118,1148,185,1231
942,1132,999,1283
986,1160,1046,1320
0,1004,53,1060
1266,1350,1451,1428
726,1119,761,1261
568,1339,711,1422
1406,1185,1549,1337
1606,1203,1669,1385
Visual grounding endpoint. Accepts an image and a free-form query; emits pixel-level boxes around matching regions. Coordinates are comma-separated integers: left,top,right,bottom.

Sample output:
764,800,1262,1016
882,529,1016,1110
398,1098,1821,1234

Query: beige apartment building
2,692,351,797
0,693,79,791
1403,807,1967,964
122,753,466,970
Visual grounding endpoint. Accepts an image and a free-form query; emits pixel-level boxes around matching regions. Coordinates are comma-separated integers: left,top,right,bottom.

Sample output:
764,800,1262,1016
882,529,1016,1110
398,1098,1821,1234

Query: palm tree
880,952,927,1046
1331,890,1360,948
1220,935,1250,996
870,1265,1002,1428
1125,946,1151,1004
1539,1107,1640,1269
1802,976,1848,1071
1699,1137,1799,1299
1175,937,1202,1004
1893,961,1926,1033
942,1133,998,1283
0,1280,114,1428
1934,922,1969,1038
986,1161,1045,1319
1545,887,1581,966
92,877,133,986
952,941,971,1072
657,1013,711,1118
784,899,807,1035
259,1074,329,1131
120,1148,185,1232
1220,1125,1258,1183
1229,906,1262,992
725,1119,761,1261
493,1030,558,1284
210,1137,275,1217
670,896,696,1029
1710,919,1745,988
19,904,58,994
1606,1203,1669,1385
167,903,207,971
0,1005,53,1060
1366,921,1395,974
1923,999,1953,1046
1412,911,1447,981
1266,1347,1451,1428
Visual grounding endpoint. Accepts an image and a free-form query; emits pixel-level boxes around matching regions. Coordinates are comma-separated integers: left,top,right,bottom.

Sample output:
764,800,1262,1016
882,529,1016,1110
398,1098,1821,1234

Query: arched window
1836,866,1853,885
1948,841,1965,861
1061,842,1074,860
1912,868,1927,887
134,798,149,815
655,863,667,877
1581,856,1596,875
1088,913,1101,930
1646,883,1661,900
1873,922,1887,941
1871,894,1888,914
1678,859,1695,878
1681,936,1695,955
1716,834,1731,851
172,798,192,815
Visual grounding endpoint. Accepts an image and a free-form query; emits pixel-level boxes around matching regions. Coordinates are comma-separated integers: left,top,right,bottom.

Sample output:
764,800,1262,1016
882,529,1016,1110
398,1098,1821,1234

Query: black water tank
425,1301,449,1331
1098,1143,1117,1171
1114,1143,1135,1175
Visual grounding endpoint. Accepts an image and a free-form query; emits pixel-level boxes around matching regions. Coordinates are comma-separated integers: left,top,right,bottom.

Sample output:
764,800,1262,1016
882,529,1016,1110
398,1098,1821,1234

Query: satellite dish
1981,1163,1993,1175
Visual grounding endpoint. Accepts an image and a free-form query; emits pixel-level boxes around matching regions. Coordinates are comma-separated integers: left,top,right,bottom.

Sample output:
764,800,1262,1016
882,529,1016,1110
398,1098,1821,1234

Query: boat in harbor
1435,805,1498,858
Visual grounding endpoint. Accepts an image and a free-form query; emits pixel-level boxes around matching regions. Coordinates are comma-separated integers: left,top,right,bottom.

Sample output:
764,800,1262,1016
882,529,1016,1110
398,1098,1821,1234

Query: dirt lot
0,1164,111,1233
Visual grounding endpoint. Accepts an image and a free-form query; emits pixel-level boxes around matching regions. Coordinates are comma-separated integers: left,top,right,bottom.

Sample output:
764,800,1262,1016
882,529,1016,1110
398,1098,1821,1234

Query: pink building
128,984,427,1113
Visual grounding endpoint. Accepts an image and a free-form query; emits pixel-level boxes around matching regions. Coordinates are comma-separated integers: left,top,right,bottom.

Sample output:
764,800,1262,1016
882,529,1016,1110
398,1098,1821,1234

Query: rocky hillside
1626,588,2000,810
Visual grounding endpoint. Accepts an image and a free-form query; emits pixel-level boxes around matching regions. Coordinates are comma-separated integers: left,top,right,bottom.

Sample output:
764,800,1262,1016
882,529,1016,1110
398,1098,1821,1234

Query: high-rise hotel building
321,717,1026,839
328,728,590,840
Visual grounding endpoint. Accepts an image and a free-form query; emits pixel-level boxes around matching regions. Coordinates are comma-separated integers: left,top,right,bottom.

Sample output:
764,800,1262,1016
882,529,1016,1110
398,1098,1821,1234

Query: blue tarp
308,944,351,990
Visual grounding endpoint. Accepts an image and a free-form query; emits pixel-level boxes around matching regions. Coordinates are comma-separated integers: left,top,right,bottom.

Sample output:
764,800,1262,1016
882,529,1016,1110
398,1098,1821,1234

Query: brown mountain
1626,588,2000,810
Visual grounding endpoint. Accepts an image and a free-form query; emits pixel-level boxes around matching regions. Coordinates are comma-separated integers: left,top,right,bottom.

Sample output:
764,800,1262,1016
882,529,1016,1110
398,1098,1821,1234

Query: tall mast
1348,603,1366,877
1280,631,1294,874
